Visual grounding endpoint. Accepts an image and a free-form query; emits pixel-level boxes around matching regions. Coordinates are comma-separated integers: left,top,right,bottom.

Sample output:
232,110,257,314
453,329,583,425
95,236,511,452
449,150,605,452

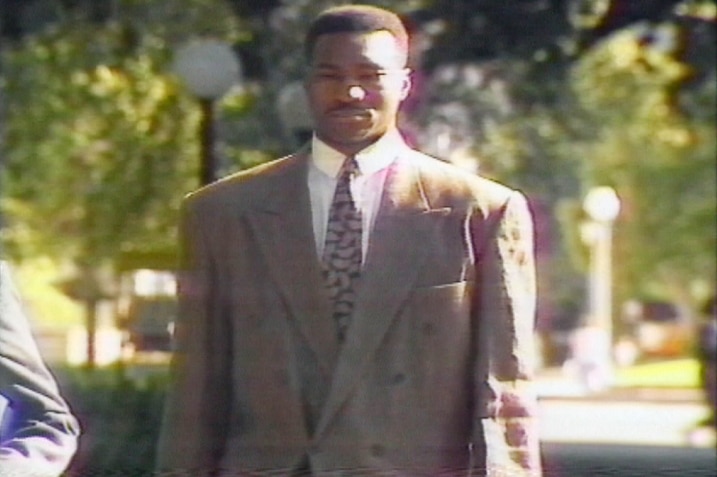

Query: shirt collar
311,130,404,178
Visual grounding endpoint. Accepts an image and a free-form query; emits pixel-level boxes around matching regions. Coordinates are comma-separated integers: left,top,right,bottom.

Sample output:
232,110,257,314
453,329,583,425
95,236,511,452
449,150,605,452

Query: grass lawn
615,358,701,388
15,258,83,330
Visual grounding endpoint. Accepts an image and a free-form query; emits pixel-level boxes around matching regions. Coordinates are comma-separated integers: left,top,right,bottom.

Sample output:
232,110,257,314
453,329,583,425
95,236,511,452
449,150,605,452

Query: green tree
1,0,243,264
0,0,245,361
568,17,716,308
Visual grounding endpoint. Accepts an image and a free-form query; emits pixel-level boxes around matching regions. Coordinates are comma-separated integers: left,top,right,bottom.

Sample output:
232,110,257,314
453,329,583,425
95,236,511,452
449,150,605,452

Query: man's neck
311,130,404,178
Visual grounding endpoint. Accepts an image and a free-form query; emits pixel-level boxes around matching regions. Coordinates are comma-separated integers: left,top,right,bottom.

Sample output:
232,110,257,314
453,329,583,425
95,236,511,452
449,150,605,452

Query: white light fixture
583,186,621,223
173,39,241,100
276,81,313,146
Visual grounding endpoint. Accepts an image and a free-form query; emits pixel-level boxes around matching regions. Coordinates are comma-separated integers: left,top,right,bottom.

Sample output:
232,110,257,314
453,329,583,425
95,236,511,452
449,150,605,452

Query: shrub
56,364,169,477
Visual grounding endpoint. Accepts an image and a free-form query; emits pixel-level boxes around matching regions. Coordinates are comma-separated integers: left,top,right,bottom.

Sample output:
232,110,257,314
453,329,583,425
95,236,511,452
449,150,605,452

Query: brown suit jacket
156,141,541,476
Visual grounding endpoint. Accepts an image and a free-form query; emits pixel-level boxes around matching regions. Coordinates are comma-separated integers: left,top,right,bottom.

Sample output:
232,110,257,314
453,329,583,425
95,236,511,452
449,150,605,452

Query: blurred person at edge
697,295,717,427
0,261,80,477
156,4,541,476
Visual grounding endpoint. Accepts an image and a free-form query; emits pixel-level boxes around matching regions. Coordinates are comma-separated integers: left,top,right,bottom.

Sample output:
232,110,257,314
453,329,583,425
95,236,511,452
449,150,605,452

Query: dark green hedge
56,364,169,477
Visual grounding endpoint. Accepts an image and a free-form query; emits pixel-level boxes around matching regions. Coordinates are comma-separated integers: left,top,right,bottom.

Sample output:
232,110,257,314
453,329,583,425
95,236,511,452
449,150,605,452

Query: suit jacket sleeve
0,262,80,477
155,197,232,476
471,191,542,477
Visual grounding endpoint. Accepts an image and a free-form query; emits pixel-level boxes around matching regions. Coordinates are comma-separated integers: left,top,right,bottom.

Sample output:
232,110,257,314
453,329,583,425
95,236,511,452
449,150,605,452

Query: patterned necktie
322,156,362,342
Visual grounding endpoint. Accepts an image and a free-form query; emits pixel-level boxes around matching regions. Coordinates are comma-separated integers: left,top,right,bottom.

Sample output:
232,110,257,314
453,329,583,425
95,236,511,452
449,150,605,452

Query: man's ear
399,68,413,101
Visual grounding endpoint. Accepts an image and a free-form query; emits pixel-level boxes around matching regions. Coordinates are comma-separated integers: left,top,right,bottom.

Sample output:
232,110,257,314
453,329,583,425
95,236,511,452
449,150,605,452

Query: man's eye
359,71,386,83
315,71,340,80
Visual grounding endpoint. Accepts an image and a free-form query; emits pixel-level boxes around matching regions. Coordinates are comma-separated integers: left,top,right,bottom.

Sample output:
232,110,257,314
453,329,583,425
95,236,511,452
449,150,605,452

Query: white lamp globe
583,186,621,223
173,39,241,99
276,81,313,133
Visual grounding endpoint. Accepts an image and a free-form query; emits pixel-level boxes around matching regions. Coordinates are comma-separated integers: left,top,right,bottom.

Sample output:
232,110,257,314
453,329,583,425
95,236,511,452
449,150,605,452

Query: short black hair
304,4,409,63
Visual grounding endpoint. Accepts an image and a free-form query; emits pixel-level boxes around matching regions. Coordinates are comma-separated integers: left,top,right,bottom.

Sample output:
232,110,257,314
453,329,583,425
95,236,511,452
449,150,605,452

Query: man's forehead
311,30,407,67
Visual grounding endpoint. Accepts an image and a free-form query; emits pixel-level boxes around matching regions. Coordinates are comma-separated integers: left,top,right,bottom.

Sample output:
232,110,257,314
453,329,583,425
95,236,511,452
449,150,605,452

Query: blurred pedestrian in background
0,261,80,477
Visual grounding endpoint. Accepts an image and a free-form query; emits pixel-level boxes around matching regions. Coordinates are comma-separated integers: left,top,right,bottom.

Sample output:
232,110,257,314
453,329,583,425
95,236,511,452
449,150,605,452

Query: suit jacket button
391,373,406,385
370,443,385,457
275,370,289,385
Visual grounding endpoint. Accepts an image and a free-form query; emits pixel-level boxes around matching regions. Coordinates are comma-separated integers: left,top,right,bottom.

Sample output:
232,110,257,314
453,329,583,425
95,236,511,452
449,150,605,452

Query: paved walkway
536,367,715,448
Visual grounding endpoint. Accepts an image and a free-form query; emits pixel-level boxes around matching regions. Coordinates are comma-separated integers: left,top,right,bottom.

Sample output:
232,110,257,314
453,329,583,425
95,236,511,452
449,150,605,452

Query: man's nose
332,75,367,101
346,85,366,101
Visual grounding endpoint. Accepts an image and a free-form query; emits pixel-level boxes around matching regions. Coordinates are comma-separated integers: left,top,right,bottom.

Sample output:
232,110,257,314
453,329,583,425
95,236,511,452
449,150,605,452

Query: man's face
305,31,411,156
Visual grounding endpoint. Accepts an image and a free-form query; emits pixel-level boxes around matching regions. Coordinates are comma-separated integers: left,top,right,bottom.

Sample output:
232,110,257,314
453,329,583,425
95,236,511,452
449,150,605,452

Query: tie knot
339,156,360,180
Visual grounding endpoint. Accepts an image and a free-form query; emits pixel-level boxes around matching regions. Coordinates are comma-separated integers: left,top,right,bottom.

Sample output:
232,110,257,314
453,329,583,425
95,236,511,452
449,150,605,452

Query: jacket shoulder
407,150,520,211
183,153,302,211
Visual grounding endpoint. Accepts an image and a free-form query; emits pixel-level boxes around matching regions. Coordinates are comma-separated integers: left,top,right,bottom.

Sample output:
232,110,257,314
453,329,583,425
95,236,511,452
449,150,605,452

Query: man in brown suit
157,5,541,476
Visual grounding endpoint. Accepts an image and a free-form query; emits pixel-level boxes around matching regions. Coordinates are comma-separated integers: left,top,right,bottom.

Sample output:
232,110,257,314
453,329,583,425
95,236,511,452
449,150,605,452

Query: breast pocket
409,281,473,371
410,281,472,329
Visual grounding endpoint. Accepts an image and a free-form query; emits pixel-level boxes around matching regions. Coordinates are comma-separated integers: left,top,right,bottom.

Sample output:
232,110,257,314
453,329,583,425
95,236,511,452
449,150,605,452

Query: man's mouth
328,108,371,120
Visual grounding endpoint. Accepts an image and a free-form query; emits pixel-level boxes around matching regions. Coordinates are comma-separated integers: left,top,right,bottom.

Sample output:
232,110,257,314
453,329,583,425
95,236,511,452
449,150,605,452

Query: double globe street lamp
580,186,621,389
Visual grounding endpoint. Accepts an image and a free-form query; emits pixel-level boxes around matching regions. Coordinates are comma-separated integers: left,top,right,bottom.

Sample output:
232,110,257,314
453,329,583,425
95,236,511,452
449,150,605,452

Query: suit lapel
315,154,452,438
246,152,339,378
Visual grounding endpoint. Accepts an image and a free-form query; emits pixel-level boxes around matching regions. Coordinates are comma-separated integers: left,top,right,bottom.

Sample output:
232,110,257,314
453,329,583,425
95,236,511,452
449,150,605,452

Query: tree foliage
569,17,716,306
1,0,243,271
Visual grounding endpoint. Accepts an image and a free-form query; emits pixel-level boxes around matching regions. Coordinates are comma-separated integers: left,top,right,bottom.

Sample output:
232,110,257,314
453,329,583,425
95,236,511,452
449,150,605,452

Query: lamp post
173,39,241,185
581,186,621,388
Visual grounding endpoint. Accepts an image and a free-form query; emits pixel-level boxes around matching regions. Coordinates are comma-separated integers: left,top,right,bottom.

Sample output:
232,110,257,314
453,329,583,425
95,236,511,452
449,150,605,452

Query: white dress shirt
308,130,405,262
